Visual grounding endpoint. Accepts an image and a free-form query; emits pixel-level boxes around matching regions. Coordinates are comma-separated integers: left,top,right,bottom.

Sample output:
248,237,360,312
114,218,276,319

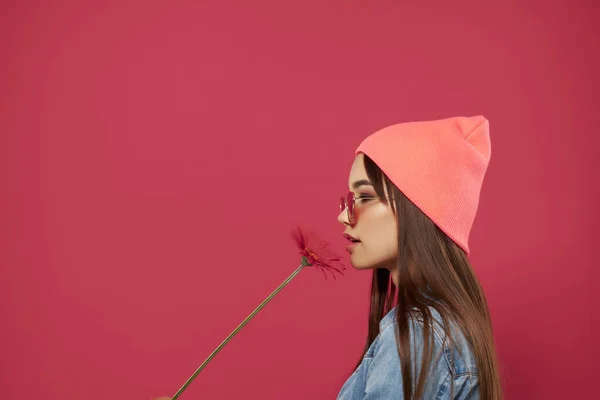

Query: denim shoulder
367,307,480,399
408,307,479,377
336,307,481,400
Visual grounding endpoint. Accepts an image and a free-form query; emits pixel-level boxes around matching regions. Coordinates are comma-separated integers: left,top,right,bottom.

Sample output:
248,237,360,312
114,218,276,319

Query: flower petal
291,226,346,279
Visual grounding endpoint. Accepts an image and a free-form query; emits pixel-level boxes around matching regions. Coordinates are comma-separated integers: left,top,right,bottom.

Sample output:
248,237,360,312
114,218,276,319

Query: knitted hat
355,115,491,255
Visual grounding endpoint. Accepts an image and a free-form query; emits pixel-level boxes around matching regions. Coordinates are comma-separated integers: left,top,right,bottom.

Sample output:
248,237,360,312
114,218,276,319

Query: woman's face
338,153,398,271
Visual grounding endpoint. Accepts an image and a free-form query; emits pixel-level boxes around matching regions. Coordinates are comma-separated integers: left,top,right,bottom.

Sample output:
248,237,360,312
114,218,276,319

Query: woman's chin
349,257,375,270
350,253,395,271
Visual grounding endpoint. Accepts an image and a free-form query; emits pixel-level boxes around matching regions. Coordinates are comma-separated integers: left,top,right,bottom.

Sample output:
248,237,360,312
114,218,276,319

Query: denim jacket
336,307,479,399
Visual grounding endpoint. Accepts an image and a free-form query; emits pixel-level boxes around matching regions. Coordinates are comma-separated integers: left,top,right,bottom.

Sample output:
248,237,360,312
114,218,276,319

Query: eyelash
356,194,375,202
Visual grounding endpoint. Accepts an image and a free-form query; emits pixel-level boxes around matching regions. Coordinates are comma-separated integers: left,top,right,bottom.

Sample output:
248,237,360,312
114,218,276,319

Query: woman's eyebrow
352,180,373,190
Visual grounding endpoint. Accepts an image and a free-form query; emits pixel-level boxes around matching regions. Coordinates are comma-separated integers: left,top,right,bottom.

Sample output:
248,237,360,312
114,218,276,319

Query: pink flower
292,226,346,279
170,226,345,399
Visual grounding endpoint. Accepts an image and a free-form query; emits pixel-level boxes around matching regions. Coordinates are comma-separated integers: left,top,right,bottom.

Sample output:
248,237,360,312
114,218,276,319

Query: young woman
153,116,502,400
335,115,502,399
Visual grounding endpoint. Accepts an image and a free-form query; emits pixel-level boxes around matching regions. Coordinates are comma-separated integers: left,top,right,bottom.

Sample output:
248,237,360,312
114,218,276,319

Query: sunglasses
340,192,390,224
339,192,358,224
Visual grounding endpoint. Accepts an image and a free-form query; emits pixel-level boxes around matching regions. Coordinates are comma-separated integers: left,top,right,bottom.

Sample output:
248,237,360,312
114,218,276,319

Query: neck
389,265,399,288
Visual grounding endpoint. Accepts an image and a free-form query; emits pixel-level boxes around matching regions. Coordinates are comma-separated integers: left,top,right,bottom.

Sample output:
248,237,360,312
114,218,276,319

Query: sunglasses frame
339,192,359,224
340,192,391,224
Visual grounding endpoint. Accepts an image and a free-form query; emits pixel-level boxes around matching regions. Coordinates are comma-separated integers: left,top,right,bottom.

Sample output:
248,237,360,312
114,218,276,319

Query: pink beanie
355,115,491,255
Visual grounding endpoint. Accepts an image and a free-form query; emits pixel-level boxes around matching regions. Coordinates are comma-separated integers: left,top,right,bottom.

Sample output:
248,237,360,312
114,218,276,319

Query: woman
335,115,502,399
154,115,502,399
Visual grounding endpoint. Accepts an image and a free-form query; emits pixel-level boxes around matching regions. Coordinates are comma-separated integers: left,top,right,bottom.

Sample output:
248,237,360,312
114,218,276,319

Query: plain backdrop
1,1,598,399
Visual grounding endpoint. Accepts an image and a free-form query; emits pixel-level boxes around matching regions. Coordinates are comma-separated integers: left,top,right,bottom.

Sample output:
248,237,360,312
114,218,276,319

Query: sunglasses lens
347,192,354,222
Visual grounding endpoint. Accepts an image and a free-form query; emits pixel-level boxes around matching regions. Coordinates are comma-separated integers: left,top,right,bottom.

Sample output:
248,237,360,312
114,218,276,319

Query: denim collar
379,307,397,332
379,299,442,332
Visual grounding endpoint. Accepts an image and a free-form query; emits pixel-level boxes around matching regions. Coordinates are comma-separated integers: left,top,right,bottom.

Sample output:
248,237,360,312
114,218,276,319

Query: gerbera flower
169,226,345,399
292,226,346,279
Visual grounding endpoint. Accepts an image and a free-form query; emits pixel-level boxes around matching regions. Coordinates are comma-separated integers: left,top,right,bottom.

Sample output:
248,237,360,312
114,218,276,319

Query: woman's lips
343,233,360,253
346,241,360,253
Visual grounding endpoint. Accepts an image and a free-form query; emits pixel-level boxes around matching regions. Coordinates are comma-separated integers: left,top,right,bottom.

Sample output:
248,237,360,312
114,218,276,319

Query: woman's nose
337,208,348,225
338,207,354,226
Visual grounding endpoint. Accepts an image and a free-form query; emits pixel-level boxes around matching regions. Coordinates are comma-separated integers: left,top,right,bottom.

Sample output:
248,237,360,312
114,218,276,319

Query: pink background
1,1,598,399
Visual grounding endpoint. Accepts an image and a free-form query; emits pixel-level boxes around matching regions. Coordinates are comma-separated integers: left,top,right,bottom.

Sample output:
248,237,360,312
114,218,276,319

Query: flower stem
172,264,305,399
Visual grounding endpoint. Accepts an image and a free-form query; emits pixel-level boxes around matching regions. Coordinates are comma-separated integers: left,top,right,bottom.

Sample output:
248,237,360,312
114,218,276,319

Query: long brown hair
353,154,502,399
